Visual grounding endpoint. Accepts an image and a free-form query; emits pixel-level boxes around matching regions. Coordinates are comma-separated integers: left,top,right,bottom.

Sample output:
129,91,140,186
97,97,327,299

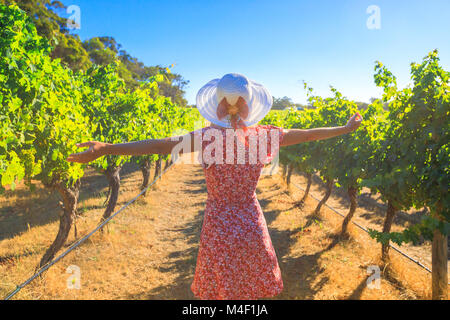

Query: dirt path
0,163,430,299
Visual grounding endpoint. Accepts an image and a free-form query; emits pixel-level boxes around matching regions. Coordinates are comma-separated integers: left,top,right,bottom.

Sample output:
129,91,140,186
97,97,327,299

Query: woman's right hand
345,112,363,133
67,141,109,163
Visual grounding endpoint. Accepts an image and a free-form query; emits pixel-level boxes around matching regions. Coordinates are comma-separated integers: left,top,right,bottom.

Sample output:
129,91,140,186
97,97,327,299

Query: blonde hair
224,97,246,124
227,104,239,115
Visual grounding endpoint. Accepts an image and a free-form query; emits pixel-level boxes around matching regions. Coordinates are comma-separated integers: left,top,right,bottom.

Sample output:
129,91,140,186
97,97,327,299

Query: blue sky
66,0,450,105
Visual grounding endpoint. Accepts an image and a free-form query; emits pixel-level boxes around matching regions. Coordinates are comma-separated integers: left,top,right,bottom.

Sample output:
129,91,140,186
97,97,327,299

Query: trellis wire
288,179,447,281
4,161,174,300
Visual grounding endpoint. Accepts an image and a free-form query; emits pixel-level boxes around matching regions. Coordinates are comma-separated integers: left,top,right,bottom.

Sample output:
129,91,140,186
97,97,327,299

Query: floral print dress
190,124,285,300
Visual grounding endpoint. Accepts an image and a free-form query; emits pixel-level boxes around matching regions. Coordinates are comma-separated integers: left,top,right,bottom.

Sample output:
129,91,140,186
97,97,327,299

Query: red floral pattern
190,125,285,300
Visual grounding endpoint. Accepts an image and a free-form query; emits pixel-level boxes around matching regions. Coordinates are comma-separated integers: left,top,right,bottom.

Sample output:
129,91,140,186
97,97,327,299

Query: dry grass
284,170,450,299
258,174,423,300
0,163,446,300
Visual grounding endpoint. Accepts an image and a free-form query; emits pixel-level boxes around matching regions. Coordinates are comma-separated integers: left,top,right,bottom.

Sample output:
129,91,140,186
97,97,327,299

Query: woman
67,73,362,300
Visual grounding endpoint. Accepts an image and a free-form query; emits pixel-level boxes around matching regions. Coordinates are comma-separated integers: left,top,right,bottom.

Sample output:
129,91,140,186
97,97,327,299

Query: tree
272,96,294,110
83,37,189,106
368,50,449,300
1,0,92,72
4,0,190,104
0,4,92,267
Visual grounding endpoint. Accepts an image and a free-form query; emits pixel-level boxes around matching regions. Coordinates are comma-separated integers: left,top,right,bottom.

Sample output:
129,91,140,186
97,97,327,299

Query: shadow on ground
126,212,204,299
0,162,147,242
292,171,428,239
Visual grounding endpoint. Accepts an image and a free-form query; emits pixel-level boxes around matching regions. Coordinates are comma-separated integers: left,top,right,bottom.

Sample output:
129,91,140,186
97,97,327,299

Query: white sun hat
196,73,273,128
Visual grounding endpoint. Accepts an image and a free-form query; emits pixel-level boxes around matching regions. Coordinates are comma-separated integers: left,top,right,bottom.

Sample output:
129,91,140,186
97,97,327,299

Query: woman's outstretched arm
67,132,196,164
280,112,363,147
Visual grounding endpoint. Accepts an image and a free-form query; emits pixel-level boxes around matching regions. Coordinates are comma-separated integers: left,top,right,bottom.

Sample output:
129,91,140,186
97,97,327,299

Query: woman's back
190,124,285,300
197,125,284,205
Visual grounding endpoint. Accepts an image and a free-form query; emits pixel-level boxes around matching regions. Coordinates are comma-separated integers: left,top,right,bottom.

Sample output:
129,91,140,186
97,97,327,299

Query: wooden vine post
432,201,448,300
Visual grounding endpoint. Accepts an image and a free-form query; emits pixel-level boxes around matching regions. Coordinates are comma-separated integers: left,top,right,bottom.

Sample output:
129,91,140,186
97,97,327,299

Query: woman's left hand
345,112,363,133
